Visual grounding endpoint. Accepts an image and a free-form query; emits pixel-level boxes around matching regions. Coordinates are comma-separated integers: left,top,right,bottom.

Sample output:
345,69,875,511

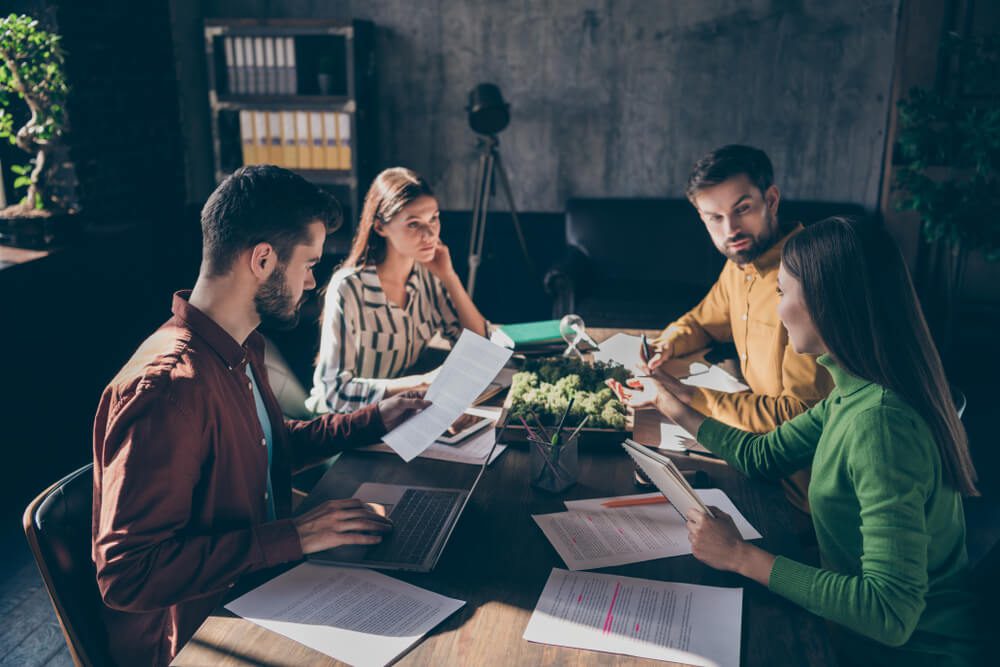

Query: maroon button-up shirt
92,292,385,666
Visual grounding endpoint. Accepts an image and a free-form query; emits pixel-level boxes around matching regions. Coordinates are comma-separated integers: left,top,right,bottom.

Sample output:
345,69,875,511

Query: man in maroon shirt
92,166,429,666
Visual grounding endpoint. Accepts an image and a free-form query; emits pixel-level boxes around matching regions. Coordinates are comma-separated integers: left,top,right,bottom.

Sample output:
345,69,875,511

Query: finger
685,507,705,522
333,518,395,534
648,353,663,369
323,498,365,511
335,532,385,546
331,508,394,525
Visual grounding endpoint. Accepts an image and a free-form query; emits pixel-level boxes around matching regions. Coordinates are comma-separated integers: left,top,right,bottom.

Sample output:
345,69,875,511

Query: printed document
524,568,742,667
532,489,761,570
225,563,464,667
361,406,506,466
382,330,512,462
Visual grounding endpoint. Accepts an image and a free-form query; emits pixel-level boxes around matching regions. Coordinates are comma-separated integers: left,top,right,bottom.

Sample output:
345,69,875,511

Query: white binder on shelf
263,37,276,94
284,37,297,95
253,37,266,94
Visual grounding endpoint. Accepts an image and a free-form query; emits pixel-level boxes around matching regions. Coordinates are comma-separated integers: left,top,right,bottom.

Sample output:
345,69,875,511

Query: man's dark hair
685,145,774,202
200,165,342,275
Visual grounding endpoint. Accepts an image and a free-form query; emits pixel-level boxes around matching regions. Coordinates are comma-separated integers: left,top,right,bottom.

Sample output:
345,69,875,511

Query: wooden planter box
497,390,630,451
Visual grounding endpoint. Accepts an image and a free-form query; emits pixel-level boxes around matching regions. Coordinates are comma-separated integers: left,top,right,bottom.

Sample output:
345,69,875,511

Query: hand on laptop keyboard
293,498,394,554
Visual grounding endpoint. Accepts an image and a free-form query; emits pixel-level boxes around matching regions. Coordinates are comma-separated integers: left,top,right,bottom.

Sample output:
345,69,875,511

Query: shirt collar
817,354,873,397
171,291,260,370
743,223,804,275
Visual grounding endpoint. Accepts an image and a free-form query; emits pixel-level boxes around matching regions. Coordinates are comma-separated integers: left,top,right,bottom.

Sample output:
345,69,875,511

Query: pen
601,495,669,508
640,334,652,362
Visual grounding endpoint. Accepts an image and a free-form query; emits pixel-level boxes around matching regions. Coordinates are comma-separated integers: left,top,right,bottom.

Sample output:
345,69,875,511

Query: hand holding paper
382,330,512,462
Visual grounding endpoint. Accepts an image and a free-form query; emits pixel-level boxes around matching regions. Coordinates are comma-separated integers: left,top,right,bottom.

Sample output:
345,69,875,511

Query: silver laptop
305,430,502,573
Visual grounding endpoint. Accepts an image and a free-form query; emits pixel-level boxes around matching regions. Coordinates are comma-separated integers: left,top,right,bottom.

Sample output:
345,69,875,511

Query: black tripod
466,134,533,298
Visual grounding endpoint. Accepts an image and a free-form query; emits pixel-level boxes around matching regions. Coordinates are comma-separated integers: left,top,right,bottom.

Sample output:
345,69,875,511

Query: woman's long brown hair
782,217,979,496
342,167,434,270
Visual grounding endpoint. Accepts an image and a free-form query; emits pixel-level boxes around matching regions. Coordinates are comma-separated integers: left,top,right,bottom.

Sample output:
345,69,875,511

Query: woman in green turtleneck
610,217,981,666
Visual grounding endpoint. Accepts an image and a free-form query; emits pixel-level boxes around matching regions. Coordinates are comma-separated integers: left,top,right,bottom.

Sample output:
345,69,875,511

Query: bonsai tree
0,14,69,214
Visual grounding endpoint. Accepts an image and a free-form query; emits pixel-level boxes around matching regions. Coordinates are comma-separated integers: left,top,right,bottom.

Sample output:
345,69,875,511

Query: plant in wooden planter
0,14,75,246
893,32,1000,352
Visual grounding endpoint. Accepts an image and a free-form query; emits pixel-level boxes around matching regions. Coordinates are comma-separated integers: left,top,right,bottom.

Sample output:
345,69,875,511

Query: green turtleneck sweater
697,356,979,666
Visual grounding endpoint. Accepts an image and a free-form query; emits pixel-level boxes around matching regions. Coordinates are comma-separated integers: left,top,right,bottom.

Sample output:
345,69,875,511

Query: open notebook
622,438,714,520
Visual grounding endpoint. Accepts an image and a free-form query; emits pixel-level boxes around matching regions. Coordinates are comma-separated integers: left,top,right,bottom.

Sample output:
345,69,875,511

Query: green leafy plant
0,14,69,213
894,32,1000,260
509,356,631,430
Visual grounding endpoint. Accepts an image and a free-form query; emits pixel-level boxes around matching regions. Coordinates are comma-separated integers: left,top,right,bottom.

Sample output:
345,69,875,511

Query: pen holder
529,433,579,493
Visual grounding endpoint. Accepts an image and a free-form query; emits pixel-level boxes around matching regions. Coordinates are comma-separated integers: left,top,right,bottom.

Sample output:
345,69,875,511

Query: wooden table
174,456,834,667
173,328,836,666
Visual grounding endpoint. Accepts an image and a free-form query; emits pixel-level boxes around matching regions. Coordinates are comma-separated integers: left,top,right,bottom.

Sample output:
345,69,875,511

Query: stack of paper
532,488,760,570
524,568,742,667
225,563,464,667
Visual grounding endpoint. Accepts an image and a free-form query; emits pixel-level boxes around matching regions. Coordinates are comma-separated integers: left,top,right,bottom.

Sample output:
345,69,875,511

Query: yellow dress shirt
655,224,833,433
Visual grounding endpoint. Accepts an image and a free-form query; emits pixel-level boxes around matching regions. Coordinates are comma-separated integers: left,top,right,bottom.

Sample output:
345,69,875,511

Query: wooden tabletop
173,327,836,666
174,456,834,667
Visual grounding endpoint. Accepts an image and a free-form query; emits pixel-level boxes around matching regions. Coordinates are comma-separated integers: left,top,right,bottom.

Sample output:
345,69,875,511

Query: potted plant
0,13,77,248
893,31,1000,354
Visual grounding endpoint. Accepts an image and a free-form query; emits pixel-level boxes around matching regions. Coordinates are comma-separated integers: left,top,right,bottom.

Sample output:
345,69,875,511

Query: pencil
601,495,670,508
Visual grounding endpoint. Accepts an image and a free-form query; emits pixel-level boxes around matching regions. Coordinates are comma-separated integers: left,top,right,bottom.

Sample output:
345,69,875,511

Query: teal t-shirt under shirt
246,364,276,521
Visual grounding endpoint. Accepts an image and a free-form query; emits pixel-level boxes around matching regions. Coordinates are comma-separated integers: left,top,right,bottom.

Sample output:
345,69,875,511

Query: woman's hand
685,506,745,572
421,240,456,280
605,376,688,421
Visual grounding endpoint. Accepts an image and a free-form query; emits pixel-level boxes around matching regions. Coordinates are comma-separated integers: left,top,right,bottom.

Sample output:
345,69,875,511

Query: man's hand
646,331,677,371
293,498,393,554
378,390,432,430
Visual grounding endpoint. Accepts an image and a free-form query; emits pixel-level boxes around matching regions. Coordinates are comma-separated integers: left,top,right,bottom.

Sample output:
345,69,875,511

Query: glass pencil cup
529,432,579,493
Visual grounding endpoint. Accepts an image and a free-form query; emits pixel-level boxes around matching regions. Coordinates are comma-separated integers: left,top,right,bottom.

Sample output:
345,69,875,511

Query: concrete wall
201,0,900,211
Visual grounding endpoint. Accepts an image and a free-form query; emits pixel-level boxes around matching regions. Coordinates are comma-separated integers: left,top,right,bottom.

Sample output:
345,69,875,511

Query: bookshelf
203,19,376,252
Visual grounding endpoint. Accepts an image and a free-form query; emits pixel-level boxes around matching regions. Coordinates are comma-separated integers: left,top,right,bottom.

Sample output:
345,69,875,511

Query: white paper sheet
382,331,512,462
523,568,742,667
592,333,708,377
532,488,761,570
680,364,749,393
361,406,506,465
225,563,464,667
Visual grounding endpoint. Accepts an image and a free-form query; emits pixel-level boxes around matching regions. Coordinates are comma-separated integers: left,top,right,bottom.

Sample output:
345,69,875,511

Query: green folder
496,320,564,347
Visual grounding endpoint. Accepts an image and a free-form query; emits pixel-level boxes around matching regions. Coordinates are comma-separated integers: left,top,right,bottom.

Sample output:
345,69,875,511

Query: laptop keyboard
367,489,461,565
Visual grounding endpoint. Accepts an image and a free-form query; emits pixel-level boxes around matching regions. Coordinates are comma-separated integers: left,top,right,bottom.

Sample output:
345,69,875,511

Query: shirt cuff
255,519,304,567
768,555,815,609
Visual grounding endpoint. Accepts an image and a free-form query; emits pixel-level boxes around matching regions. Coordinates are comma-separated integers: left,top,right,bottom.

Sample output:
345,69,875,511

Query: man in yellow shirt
648,145,833,512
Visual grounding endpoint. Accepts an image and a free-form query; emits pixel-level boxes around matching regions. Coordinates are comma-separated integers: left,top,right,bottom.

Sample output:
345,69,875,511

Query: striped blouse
306,263,462,414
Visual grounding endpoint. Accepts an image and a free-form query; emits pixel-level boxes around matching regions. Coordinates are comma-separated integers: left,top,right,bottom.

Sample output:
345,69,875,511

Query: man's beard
255,263,301,331
721,209,781,265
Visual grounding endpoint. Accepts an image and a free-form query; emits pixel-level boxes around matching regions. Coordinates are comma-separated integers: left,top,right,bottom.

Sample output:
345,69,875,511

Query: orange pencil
601,495,670,509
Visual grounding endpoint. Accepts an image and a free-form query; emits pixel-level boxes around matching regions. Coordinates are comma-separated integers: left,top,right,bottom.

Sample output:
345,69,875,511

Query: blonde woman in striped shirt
307,168,488,414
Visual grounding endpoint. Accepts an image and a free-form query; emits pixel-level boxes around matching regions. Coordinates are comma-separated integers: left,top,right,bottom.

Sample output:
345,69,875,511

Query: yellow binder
337,113,351,171
281,111,297,168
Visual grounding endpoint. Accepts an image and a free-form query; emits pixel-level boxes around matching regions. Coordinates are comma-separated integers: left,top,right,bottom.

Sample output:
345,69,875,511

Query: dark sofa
543,198,867,329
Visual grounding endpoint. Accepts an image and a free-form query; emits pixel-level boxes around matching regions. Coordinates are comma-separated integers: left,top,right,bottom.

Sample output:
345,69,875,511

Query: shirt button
741,314,748,321
264,491,269,500
261,438,266,446
247,382,253,390
741,353,748,361
745,274,753,281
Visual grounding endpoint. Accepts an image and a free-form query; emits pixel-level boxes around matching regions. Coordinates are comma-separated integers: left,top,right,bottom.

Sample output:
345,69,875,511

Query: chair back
23,463,112,667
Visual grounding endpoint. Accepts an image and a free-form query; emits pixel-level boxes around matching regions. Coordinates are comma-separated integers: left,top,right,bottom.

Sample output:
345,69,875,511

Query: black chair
23,463,113,667
544,197,867,328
